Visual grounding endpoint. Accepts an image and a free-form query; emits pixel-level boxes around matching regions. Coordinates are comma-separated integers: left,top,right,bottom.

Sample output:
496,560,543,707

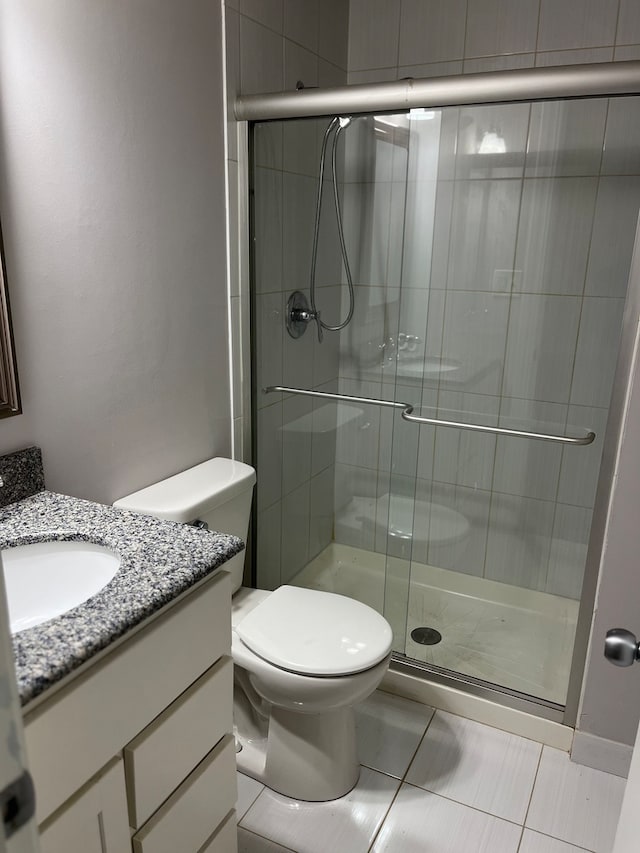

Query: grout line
461,0,470,61
394,0,403,70
533,0,543,54
236,778,266,826
521,743,545,832
238,825,298,852
515,744,545,851
399,778,533,830
519,828,595,853
330,458,596,513
399,707,436,784
366,781,403,852
270,171,640,181
613,0,624,48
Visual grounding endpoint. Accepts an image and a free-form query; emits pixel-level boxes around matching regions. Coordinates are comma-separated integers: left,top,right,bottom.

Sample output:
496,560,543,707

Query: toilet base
236,706,360,801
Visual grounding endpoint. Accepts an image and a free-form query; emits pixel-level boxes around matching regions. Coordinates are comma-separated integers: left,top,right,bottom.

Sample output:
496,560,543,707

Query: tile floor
235,690,627,853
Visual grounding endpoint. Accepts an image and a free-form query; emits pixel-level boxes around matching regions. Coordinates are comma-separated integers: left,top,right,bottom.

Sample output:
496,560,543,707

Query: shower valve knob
604,628,640,667
285,291,324,341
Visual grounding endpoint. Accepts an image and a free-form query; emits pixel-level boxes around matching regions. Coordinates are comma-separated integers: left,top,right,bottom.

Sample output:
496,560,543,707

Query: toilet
114,457,393,801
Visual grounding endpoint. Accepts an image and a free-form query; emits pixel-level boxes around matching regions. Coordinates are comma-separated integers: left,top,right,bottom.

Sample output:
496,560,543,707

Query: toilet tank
113,458,256,593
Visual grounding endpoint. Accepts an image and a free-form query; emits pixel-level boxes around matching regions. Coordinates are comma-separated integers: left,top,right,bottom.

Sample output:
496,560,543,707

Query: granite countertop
0,490,244,706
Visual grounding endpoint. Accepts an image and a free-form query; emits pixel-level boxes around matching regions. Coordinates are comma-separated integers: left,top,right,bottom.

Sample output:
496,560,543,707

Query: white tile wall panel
398,0,467,66
465,0,539,58
537,0,618,52
514,178,598,296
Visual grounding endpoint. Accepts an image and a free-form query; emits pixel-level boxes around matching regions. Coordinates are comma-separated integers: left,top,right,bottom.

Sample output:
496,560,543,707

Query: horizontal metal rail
265,384,407,411
236,60,640,121
263,385,596,446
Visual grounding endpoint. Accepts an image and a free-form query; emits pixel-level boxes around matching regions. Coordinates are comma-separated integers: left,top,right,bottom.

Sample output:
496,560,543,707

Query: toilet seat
235,585,393,677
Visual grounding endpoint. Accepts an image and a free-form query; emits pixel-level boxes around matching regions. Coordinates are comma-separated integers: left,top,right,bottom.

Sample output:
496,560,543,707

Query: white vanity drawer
200,809,237,852
125,655,233,828
132,734,237,853
26,569,231,823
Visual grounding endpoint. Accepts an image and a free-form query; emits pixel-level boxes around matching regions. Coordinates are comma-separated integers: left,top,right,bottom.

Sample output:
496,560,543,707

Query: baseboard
381,668,574,751
570,730,632,778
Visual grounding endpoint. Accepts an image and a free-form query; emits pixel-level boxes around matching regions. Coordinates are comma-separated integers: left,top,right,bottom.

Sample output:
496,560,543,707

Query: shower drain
411,626,443,646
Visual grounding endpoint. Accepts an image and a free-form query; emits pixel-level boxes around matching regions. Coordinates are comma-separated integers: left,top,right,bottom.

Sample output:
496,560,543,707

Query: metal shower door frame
244,62,640,728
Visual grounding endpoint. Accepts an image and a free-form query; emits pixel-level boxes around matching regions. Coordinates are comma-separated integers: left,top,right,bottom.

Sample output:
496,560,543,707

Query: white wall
577,230,640,749
0,0,230,504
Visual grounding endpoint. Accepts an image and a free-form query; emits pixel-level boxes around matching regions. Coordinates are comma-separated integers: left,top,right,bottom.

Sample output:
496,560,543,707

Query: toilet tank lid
113,458,256,523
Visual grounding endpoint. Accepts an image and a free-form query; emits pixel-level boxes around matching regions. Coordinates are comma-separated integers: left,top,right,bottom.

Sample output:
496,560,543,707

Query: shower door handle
262,386,596,445
604,628,640,667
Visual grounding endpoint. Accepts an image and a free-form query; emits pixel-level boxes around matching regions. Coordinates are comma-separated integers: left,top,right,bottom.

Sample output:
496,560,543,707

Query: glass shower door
251,92,639,712
382,96,631,706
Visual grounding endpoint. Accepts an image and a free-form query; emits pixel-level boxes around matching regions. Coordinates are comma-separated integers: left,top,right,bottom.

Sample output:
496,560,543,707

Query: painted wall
577,233,640,749
0,0,230,505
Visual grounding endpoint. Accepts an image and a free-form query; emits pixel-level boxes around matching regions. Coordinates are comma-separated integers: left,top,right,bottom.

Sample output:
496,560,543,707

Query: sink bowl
1,541,120,634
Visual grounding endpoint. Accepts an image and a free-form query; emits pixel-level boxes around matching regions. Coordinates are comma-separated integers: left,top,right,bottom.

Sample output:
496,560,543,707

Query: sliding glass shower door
251,93,639,711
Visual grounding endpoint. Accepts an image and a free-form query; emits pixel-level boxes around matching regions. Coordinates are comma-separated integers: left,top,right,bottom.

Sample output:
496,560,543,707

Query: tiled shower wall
227,0,640,596
329,0,640,599
224,0,350,588
333,103,637,601
348,0,640,82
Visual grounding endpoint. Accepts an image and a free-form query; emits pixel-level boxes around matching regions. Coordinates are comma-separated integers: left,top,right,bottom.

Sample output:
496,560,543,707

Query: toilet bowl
231,585,391,800
114,458,393,801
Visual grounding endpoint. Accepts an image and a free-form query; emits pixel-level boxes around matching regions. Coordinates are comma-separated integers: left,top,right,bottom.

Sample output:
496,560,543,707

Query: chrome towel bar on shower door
263,386,596,446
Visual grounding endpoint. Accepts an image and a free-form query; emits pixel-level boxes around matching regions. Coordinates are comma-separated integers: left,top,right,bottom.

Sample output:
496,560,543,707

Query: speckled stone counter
0,490,243,706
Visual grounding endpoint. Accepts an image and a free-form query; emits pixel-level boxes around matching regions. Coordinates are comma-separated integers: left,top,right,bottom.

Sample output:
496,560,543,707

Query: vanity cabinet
39,758,130,853
23,569,237,853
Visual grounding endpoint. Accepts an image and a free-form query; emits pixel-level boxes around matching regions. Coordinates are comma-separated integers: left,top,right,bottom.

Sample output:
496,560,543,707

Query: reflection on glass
252,97,637,708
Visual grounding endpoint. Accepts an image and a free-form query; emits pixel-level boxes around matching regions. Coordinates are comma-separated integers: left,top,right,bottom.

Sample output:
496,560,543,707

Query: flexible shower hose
308,116,356,341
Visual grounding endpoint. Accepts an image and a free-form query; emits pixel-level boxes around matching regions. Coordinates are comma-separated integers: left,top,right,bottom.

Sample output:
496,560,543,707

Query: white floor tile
526,746,625,853
371,784,522,853
519,829,594,853
405,710,541,823
237,828,296,853
237,773,265,821
240,766,400,853
355,690,434,778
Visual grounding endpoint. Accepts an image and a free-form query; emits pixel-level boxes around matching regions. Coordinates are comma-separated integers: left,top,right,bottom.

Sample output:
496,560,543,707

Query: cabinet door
39,758,130,853
200,810,237,853
132,735,236,853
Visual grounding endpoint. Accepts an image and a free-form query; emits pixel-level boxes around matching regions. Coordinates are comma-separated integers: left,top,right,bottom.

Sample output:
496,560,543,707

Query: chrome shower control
286,291,322,341
604,628,640,667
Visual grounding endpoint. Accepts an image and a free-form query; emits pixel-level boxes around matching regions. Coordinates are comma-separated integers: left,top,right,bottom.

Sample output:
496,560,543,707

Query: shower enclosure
246,65,640,722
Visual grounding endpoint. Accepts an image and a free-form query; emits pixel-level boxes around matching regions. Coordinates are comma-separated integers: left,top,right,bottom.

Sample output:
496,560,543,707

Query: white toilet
115,457,393,802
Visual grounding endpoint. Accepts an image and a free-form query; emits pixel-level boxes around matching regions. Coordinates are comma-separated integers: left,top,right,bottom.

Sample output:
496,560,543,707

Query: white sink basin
1,541,120,634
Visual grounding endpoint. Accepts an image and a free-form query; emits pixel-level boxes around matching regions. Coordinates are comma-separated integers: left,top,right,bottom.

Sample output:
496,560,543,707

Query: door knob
604,628,640,667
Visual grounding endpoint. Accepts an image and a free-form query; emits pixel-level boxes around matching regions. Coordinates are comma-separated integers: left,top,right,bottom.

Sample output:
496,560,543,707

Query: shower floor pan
290,543,578,707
